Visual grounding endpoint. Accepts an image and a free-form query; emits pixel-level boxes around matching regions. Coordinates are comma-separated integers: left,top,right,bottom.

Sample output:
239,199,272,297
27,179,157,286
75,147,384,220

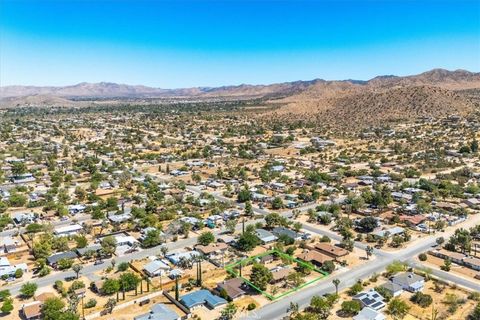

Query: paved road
5,177,479,320
248,214,480,320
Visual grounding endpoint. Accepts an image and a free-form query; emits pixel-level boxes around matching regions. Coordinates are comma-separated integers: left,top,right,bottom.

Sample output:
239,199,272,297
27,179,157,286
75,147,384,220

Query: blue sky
1,0,479,88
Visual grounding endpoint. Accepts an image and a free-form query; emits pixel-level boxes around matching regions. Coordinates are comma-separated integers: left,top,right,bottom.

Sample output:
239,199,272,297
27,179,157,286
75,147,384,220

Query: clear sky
0,0,479,88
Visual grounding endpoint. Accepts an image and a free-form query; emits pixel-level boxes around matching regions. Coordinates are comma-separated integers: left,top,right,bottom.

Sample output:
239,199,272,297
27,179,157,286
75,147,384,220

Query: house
353,289,386,310
297,250,333,267
270,182,286,191
68,204,86,215
464,198,480,208
371,226,405,239
1,236,19,253
353,307,386,320
22,301,42,320
54,224,83,237
311,243,349,259
463,256,480,271
76,244,102,257
143,259,171,277
11,173,36,184
0,257,28,278
134,303,181,320
270,267,293,283
255,229,278,244
46,251,78,267
399,215,426,226
380,281,403,297
258,254,275,264
195,242,228,256
108,212,132,223
114,234,138,247
180,289,227,310
429,248,465,265
216,278,246,300
391,272,424,292
167,251,200,266
272,227,301,241
13,212,35,225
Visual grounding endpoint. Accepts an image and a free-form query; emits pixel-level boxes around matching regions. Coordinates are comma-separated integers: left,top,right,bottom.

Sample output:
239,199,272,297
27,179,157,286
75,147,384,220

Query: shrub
348,281,363,296
247,303,256,310
410,292,433,307
117,262,129,272
340,300,362,316
418,253,427,261
85,298,97,308
14,268,23,278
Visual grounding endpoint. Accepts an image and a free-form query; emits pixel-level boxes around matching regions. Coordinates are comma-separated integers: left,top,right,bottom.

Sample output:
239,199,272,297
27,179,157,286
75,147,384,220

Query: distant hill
1,69,480,128
267,69,480,128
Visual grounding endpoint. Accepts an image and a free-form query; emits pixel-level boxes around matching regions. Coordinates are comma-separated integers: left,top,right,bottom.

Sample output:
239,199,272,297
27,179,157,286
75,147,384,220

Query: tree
225,219,236,234
0,290,10,302
272,197,283,209
11,161,27,176
365,246,374,260
418,253,428,261
322,260,335,273
441,258,451,271
307,295,331,320
386,260,407,276
237,188,252,202
357,217,378,232
142,229,162,248
104,298,117,314
348,281,363,296
265,212,287,228
286,272,305,288
468,303,480,320
436,237,445,246
70,264,82,279
237,230,260,252
117,262,129,272
15,268,23,278
220,302,237,320
42,297,65,320
101,279,120,295
244,201,253,216
58,258,74,270
119,272,141,291
410,292,433,307
101,235,117,256
292,222,302,233
20,282,38,298
332,278,340,295
340,300,362,316
388,298,410,319
471,139,479,153
74,235,88,249
0,298,13,314
197,231,215,246
249,264,272,291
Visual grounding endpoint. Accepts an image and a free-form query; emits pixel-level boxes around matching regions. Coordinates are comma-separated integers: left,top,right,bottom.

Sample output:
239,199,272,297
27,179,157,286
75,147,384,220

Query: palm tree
193,254,204,286
332,278,340,295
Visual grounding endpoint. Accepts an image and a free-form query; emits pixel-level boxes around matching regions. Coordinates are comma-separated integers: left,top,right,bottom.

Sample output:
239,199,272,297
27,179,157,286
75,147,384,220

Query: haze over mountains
1,68,480,128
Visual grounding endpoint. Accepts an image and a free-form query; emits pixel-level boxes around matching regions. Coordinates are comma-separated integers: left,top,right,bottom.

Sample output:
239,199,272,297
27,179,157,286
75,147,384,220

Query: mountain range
1,68,479,128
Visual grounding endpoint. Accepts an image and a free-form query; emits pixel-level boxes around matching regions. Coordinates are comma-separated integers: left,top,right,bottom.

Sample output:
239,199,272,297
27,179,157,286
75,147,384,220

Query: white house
54,224,83,237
